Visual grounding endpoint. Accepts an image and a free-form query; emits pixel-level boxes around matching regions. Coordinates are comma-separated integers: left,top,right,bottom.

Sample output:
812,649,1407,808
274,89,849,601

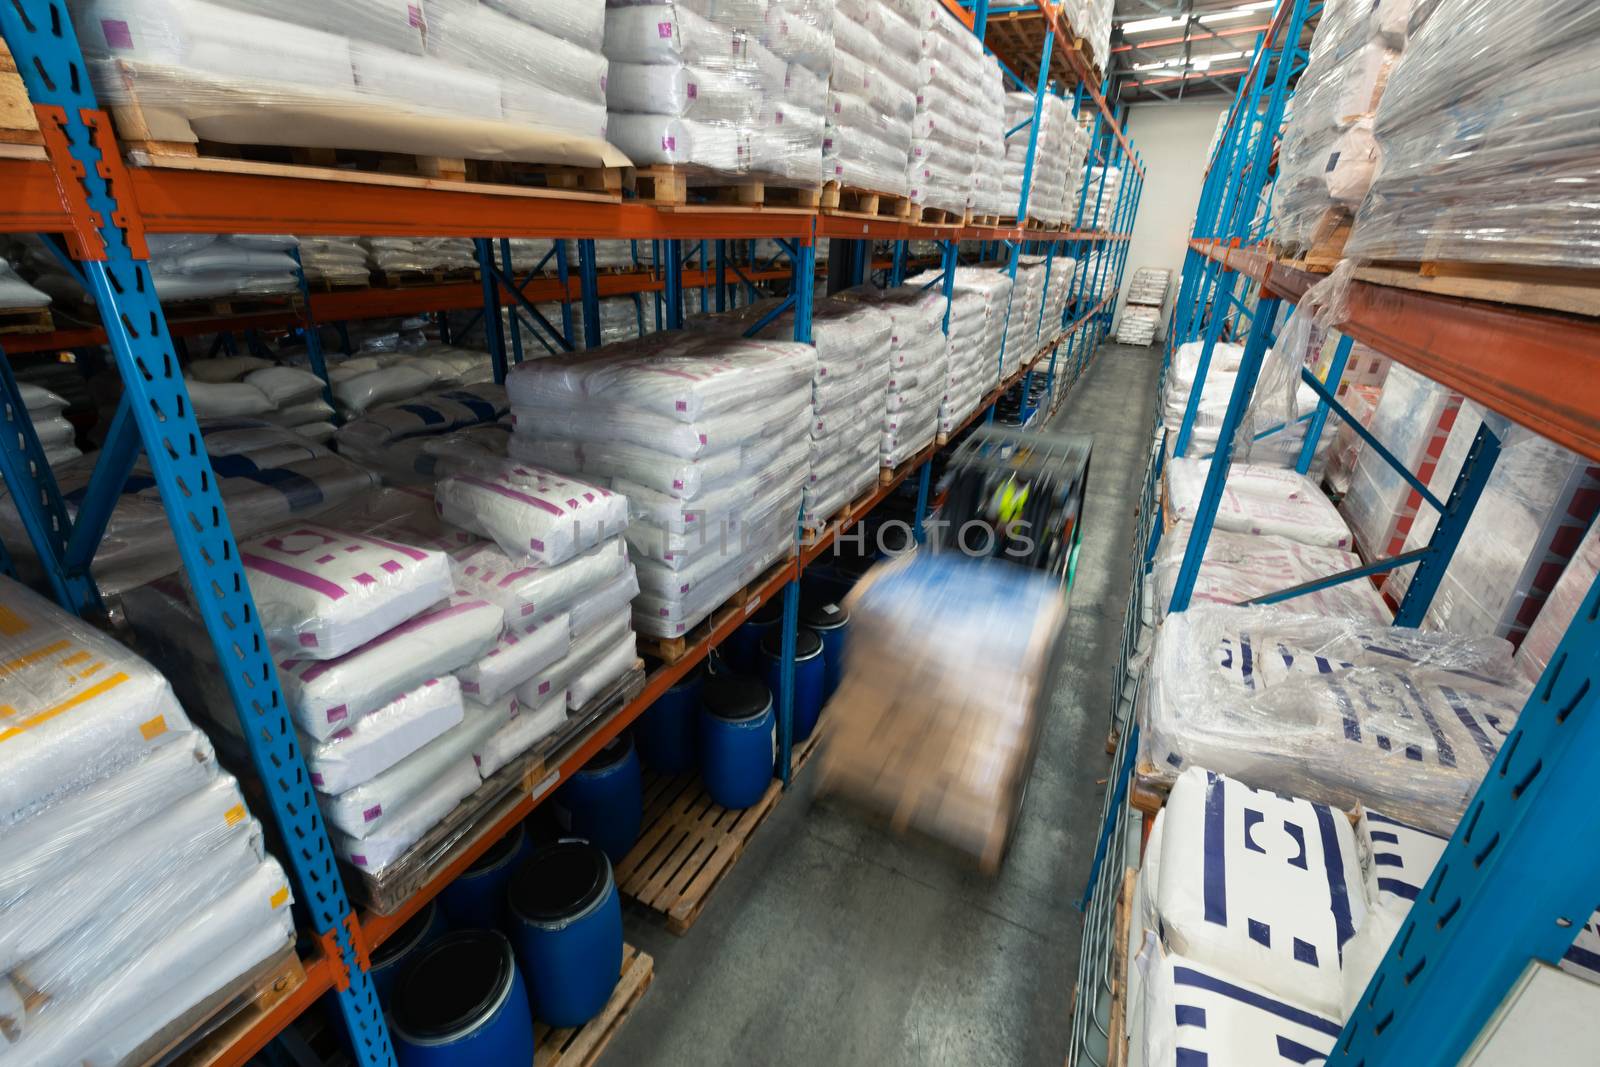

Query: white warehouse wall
1111,99,1228,342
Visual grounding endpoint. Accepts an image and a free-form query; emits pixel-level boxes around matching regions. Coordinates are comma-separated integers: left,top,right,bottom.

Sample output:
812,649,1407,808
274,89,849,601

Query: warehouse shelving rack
1074,0,1600,1062
0,0,1142,1063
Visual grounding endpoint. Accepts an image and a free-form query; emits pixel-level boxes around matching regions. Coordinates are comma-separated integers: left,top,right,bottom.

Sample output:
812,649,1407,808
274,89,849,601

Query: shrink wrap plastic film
1271,0,1405,255
474,689,567,779
25,233,299,304
1515,520,1600,685
1346,0,1600,269
68,0,620,165
823,0,918,195
603,0,832,183
506,330,813,636
1152,524,1392,623
817,552,1068,869
1140,952,1342,1067
836,284,948,465
1165,458,1354,551
1139,604,1528,834
903,8,988,213
0,420,378,595
295,678,465,793
1380,401,1597,645
0,578,293,1064
1000,92,1087,225
435,459,628,565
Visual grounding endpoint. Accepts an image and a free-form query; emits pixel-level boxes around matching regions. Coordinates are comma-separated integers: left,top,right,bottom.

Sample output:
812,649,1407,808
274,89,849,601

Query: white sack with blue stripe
1141,951,1342,1067
1155,768,1365,1017
1141,604,1529,834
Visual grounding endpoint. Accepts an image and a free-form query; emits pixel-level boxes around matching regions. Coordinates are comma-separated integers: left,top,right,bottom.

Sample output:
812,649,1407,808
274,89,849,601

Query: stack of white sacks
825,0,919,196
603,0,832,186
70,0,612,159
839,285,949,469
966,55,1009,219
324,344,496,418
334,382,510,483
905,2,988,217
17,383,80,466
1042,254,1077,331
1134,764,1600,1065
295,237,369,287
1001,256,1049,375
1084,167,1122,230
911,266,1008,437
0,577,295,1067
0,420,378,596
738,298,890,530
1116,305,1160,346
1061,0,1113,71
364,237,478,276
504,332,815,640
1160,339,1333,469
1000,91,1080,225
22,233,300,304
183,358,334,434
0,254,50,312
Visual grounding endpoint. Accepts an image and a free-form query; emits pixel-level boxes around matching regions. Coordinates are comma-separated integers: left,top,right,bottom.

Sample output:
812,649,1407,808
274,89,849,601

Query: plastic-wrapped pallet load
1042,254,1077,334
1000,256,1048,375
1161,339,1330,470
965,54,1008,219
0,576,295,1067
999,91,1082,225
1115,304,1160,346
294,235,369,286
24,232,301,304
364,237,478,276
1151,524,1391,622
0,254,51,310
904,2,986,218
1139,604,1529,834
604,0,832,186
1125,266,1171,308
1379,403,1599,649
823,0,918,196
1338,362,1463,559
504,331,815,639
818,552,1068,870
68,0,623,168
1084,167,1122,230
0,419,378,595
1271,0,1409,255
836,284,949,468
1345,0,1600,271
1139,953,1343,1067
1164,457,1354,550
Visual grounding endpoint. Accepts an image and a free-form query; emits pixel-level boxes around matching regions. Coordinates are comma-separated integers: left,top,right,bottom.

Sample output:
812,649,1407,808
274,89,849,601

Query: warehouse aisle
605,342,1163,1067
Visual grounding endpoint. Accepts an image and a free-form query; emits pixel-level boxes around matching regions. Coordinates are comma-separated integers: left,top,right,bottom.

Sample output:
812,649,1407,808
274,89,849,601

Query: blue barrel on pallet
371,898,446,1010
634,666,702,775
550,735,642,865
760,626,825,745
507,840,623,1029
438,824,525,931
721,597,783,675
802,599,850,702
391,930,535,1067
699,673,776,809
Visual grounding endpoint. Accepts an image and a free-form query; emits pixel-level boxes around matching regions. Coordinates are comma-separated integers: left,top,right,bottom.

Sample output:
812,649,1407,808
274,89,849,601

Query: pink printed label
310,771,325,786
327,705,348,723
363,804,383,822
663,135,677,151
658,20,673,37
687,82,698,99
676,400,688,411
101,18,133,49
407,3,422,27
353,854,367,867
539,681,551,695
299,633,319,648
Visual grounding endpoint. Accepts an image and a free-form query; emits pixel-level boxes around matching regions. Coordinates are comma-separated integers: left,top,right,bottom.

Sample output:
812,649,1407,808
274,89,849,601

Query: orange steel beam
1191,239,1600,461
938,0,977,28
1113,23,1269,52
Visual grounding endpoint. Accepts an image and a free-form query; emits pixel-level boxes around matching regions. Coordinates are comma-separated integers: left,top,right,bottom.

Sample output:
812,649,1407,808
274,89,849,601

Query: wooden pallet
614,733,821,934
821,182,913,221
913,204,967,227
163,294,302,319
969,214,1002,228
1279,207,1352,274
533,944,654,1067
1105,868,1136,1067
0,306,52,335
631,166,822,211
371,267,481,289
304,275,371,293
1354,260,1600,318
635,556,794,666
0,39,41,148
158,943,306,1067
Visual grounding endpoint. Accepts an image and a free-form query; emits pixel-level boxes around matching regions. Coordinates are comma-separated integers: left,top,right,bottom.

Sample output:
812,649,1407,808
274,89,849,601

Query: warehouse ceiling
1107,0,1307,103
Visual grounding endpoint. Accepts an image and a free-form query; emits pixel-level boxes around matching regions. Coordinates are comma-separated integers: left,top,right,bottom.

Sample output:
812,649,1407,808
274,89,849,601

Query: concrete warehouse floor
604,342,1162,1067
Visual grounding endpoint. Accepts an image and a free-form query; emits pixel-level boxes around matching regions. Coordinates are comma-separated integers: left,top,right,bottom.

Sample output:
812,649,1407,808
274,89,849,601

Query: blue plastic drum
550,735,642,865
438,824,525,931
507,839,623,1028
722,597,784,675
761,626,825,744
698,673,777,809
802,599,850,702
634,666,702,775
391,930,535,1067
370,898,446,1011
